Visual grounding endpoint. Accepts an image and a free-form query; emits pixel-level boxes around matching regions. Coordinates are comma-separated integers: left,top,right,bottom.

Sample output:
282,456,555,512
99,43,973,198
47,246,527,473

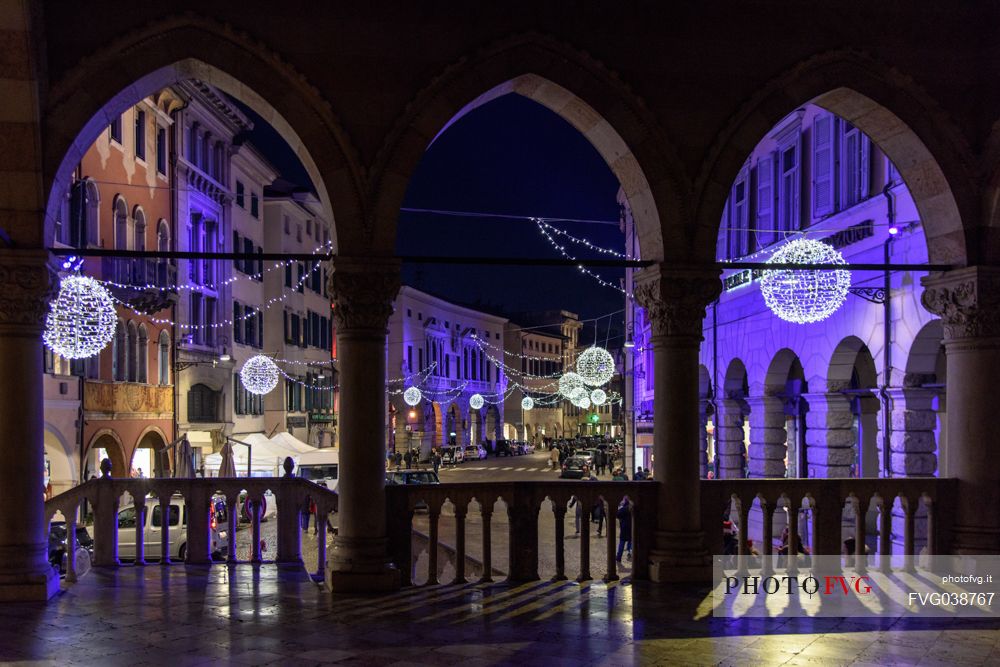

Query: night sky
236,94,626,341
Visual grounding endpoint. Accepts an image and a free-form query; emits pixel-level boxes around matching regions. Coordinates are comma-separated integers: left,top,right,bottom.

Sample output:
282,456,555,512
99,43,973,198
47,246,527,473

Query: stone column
745,396,787,478
326,257,401,591
714,399,746,479
634,264,721,582
0,250,59,600
887,388,938,477
923,267,1000,553
802,393,854,478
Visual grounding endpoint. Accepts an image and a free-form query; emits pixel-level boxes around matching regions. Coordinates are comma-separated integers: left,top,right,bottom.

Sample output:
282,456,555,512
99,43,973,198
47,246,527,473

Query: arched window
157,219,171,287
158,330,170,385
126,321,137,382
137,324,148,384
113,196,128,249
133,208,146,252
84,180,99,246
113,320,126,381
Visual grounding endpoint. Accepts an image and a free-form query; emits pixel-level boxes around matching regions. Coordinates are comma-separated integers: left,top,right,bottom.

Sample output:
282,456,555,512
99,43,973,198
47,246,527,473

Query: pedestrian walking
394,451,403,469
404,450,412,469
432,450,442,475
591,497,606,537
569,495,582,534
616,497,632,563
550,447,559,470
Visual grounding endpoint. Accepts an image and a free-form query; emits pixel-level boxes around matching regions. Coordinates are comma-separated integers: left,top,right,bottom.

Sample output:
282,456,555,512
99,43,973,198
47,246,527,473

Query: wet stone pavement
2,564,998,665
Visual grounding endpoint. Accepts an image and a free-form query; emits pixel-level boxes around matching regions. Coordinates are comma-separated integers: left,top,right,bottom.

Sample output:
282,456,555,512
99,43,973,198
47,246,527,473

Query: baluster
454,505,467,584
427,505,440,585
553,503,567,581
159,495,171,565
854,497,867,574
315,505,327,579
227,493,238,564
879,496,892,573
93,461,120,567
924,496,936,556
251,498,262,563
786,497,801,576
134,497,146,566
903,498,915,572
480,505,493,584
578,496,591,583
186,487,211,564
761,497,774,577
65,511,78,583
736,496,750,577
605,497,617,583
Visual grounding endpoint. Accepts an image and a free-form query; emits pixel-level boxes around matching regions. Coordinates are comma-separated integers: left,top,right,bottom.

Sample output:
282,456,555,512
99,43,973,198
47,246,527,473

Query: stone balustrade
44,458,337,582
385,481,657,586
701,477,956,574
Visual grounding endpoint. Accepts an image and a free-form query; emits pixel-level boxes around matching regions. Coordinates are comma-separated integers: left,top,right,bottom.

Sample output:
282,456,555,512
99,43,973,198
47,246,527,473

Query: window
205,297,216,346
407,309,412,318
755,154,775,247
257,311,264,349
840,120,870,209
158,330,170,385
812,113,836,218
137,325,148,384
296,224,302,242
133,209,146,254
151,505,181,528
155,127,167,175
236,181,245,208
245,306,256,348
777,134,801,233
291,314,301,347
306,219,312,237
297,263,305,293
110,115,122,144
114,197,129,251
285,262,292,288
188,384,218,422
250,193,259,219
134,109,146,160
189,124,199,165
407,345,413,371
233,303,243,343
113,321,126,381
190,292,202,345
727,170,750,259
244,238,254,276
232,231,242,273
284,215,290,235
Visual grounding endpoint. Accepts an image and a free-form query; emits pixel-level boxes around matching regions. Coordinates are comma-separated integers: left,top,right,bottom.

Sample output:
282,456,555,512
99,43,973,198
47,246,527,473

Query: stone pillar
326,257,401,591
634,264,721,582
887,388,938,477
746,396,787,478
802,393,854,478
698,399,710,478
714,399,746,479
923,267,1000,553
0,250,59,600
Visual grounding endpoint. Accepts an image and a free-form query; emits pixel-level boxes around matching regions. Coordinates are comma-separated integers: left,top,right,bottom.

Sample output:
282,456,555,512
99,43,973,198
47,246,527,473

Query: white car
464,444,487,461
441,446,465,465
109,494,228,562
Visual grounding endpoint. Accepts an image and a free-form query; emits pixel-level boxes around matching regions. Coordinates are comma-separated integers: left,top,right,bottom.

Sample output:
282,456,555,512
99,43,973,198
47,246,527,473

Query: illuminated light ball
574,395,592,410
590,389,607,406
558,371,586,398
521,396,534,411
469,393,484,410
403,386,422,406
576,346,615,386
569,387,588,404
44,275,117,360
240,355,279,395
759,238,851,324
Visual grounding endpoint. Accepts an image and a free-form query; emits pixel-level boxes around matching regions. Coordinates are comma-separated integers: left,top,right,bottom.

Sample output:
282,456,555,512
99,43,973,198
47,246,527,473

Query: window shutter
860,134,871,199
812,114,835,217
756,154,774,247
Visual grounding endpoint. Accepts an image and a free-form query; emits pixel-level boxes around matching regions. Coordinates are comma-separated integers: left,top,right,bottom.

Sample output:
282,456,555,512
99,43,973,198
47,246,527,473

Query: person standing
432,449,442,475
569,495,582,535
616,497,632,563
404,450,412,470
591,497,606,537
550,447,559,471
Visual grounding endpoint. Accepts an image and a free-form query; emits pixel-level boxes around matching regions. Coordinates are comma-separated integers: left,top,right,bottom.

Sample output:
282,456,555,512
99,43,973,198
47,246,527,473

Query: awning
184,430,214,452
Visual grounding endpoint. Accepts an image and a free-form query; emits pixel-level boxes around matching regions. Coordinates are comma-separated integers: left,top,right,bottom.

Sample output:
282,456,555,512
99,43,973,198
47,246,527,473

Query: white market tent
204,433,317,477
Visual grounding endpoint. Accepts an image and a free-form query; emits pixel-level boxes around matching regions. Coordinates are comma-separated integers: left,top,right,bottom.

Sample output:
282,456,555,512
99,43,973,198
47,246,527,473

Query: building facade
388,286,506,457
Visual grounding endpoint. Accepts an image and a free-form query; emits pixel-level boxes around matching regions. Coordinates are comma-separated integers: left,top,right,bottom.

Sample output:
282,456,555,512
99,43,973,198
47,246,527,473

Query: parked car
441,446,465,465
48,521,93,576
297,448,339,492
464,444,487,461
105,494,229,562
385,470,441,485
495,440,515,456
561,456,591,479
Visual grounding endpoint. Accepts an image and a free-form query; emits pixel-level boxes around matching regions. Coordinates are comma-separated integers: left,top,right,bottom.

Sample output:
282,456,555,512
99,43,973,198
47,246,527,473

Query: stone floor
1,566,998,666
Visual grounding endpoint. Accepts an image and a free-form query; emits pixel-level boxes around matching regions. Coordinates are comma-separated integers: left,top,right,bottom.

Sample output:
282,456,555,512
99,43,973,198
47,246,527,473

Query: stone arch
828,336,881,478
133,426,169,478
41,16,364,253
44,426,76,493
85,429,127,479
905,320,945,384
723,358,749,399
827,335,878,392
698,364,713,399
371,34,686,260
765,349,805,396
695,50,973,266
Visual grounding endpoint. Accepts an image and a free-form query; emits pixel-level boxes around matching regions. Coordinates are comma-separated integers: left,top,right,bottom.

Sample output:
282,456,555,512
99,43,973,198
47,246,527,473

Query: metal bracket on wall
848,286,887,304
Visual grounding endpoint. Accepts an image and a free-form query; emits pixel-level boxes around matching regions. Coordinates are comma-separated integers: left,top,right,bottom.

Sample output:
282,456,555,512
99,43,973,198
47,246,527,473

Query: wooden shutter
756,154,774,247
812,114,835,217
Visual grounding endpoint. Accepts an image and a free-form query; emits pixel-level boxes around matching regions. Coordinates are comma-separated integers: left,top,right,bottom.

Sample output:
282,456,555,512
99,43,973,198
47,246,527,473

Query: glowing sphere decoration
43,275,117,360
469,393,484,410
403,386,422,406
574,395,592,410
558,372,586,398
590,389,607,406
576,346,615,386
569,387,588,404
240,355,279,395
759,238,851,324
521,396,534,411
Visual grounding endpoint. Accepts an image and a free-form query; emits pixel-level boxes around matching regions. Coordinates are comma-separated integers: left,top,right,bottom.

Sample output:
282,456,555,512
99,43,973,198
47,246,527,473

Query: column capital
0,249,57,337
633,264,721,340
327,256,401,334
921,266,1000,341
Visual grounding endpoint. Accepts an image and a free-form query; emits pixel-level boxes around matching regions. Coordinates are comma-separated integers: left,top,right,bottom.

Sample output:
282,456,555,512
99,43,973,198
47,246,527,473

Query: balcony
102,257,178,312
83,381,173,416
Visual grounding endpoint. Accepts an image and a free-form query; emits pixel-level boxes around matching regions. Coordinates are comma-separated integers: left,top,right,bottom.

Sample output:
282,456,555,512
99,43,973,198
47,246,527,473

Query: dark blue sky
237,94,626,337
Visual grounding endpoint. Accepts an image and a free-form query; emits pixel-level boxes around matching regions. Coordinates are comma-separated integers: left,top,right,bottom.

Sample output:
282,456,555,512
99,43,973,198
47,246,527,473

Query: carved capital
0,250,58,337
328,257,401,334
633,264,721,340
921,267,1000,340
